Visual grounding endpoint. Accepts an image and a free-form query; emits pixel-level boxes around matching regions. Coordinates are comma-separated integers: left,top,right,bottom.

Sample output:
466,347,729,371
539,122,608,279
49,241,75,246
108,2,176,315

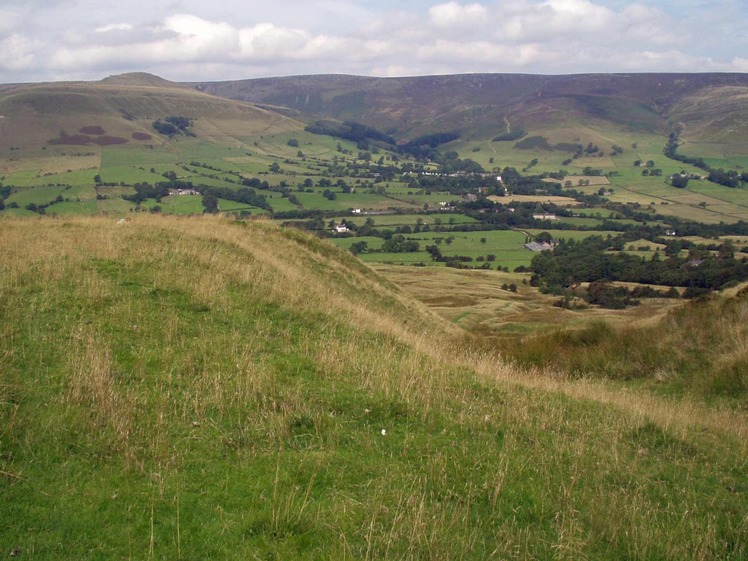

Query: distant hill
0,73,302,151
3,71,747,156
193,73,748,145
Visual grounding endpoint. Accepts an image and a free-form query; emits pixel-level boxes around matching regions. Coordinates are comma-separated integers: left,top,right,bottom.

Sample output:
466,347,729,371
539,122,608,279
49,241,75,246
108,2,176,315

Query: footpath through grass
0,216,746,559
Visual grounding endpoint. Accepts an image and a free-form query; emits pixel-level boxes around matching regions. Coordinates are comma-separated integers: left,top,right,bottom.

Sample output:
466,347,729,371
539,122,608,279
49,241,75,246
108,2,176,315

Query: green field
330,229,534,268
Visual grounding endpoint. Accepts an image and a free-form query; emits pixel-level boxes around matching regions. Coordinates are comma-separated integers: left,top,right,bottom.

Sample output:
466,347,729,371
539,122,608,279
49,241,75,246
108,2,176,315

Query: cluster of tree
305,120,396,147
304,120,463,163
241,177,272,190
642,168,663,177
124,182,171,204
200,186,271,214
400,132,461,160
664,132,746,188
0,184,12,210
555,281,681,310
423,245,493,269
437,152,485,174
664,217,748,238
670,174,690,189
530,235,748,299
152,116,193,137
410,172,498,195
381,235,420,253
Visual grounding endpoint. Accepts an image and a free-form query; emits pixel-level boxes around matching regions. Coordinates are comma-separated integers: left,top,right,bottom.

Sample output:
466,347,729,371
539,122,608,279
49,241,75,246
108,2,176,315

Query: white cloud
237,23,309,61
429,2,488,29
0,10,22,36
0,35,39,72
94,23,134,34
0,1,746,82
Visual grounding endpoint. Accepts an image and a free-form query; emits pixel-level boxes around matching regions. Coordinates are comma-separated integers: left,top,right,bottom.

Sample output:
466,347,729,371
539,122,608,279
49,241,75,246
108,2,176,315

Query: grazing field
329,229,535,268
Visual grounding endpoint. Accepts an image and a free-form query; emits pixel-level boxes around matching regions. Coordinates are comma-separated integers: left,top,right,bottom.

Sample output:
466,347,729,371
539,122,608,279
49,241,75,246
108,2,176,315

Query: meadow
0,215,746,560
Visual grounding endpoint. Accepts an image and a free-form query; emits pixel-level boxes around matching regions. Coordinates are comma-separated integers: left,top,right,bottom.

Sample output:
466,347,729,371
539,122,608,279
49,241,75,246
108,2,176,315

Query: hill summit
100,72,181,88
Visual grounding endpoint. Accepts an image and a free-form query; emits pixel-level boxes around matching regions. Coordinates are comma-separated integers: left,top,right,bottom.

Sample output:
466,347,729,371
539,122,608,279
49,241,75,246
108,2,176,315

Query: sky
0,0,746,83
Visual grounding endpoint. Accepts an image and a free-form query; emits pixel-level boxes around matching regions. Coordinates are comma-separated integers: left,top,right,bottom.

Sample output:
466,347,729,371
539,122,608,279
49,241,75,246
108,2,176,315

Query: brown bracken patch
132,132,152,141
79,126,105,135
48,134,94,145
93,136,128,145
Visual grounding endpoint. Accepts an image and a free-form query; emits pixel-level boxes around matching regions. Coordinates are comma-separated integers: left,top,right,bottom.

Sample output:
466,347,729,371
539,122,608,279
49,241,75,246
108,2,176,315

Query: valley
1,71,747,559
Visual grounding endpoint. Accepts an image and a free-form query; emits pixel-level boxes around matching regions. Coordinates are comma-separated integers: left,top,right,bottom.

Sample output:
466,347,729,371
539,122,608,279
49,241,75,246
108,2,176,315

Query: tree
287,138,299,147
425,245,442,261
349,241,369,255
202,193,219,214
671,175,689,189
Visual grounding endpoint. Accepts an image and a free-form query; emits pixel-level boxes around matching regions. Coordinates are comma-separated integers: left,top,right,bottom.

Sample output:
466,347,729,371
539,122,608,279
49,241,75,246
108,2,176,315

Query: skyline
1,0,746,83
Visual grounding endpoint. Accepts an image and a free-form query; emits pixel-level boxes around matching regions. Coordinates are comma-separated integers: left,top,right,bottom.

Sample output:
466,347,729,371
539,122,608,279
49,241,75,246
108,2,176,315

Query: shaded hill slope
1,216,746,559
194,73,748,143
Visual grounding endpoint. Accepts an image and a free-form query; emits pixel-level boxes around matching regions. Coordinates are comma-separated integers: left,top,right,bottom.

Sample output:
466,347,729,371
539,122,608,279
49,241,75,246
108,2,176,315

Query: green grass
29,169,101,188
142,195,204,215
331,230,535,268
5,170,41,187
0,216,746,560
493,290,748,403
6,185,67,207
45,199,101,215
216,198,270,215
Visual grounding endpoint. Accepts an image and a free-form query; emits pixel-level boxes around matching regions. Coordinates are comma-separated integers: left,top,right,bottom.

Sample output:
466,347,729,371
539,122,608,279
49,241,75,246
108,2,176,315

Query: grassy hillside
0,74,300,151
195,73,748,141
487,286,748,403
1,216,746,559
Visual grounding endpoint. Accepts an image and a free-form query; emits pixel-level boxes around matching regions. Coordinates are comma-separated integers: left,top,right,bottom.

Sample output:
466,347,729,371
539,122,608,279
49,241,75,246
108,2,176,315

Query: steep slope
1,216,745,559
668,85,748,154
193,73,748,141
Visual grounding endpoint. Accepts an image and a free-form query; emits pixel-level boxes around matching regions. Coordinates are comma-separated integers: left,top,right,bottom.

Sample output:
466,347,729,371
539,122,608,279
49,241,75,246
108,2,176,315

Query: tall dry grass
2,215,746,559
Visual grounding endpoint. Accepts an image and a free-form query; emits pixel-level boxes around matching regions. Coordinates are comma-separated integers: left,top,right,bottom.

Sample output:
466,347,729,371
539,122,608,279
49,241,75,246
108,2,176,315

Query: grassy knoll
492,286,748,404
1,216,746,560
